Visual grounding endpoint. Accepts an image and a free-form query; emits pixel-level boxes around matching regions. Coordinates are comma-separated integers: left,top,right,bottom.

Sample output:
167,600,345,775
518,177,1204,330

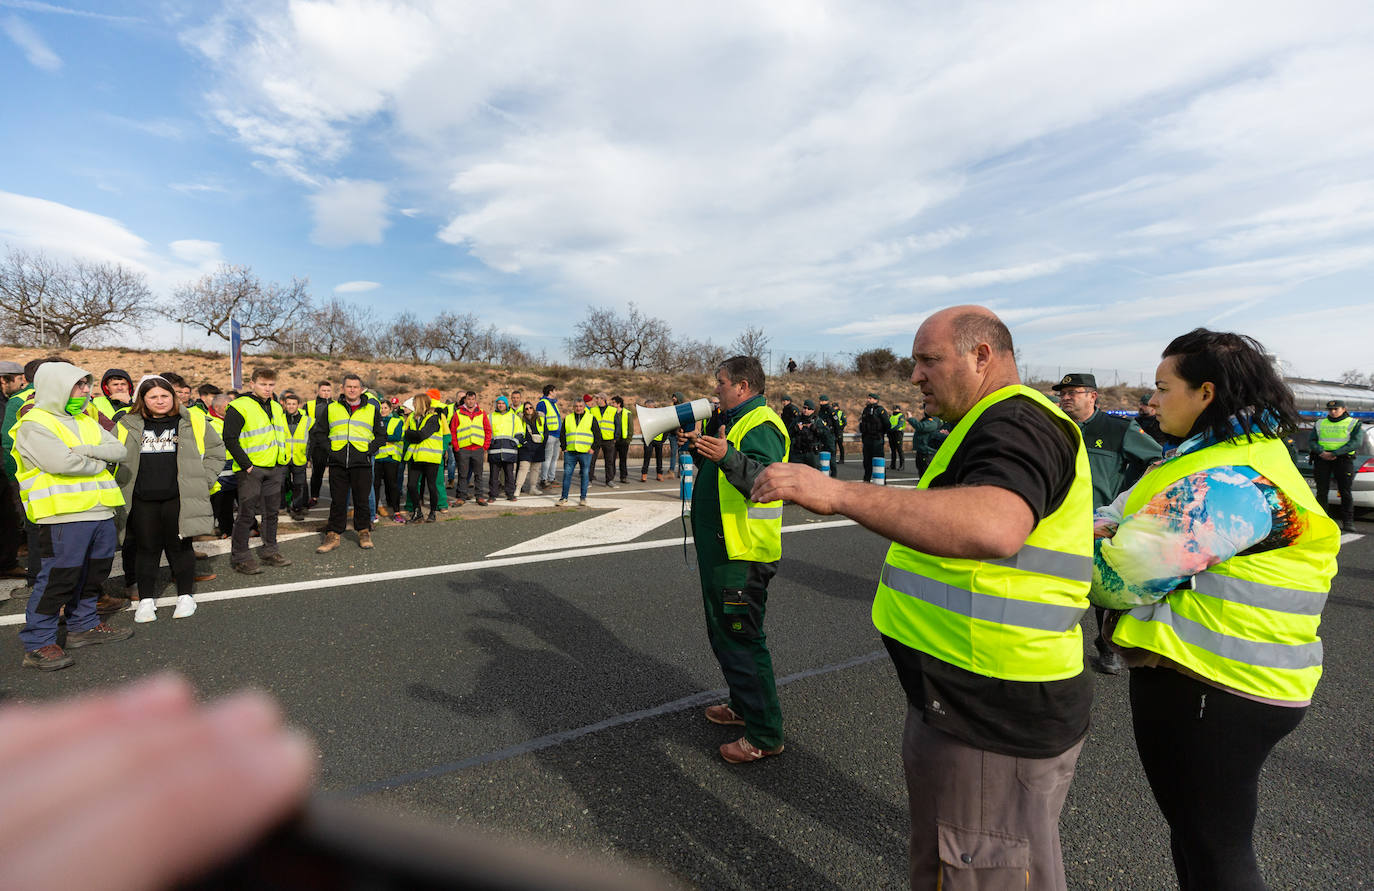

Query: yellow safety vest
227,396,286,471
1315,416,1359,451
282,414,310,465
404,413,444,464
489,411,525,461
526,412,546,445
563,411,595,453
872,386,1094,682
376,415,403,461
1112,435,1339,702
619,407,633,440
326,400,377,452
596,405,617,440
717,405,790,562
13,408,124,521
435,402,454,440
889,411,905,431
454,410,487,449
538,397,561,434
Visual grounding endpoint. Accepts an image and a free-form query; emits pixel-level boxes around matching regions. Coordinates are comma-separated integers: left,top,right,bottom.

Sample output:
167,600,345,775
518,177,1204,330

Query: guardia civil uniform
1308,401,1363,530
689,394,790,752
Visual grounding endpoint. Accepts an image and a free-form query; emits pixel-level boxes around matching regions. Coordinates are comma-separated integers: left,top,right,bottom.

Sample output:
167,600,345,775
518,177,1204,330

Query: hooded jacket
13,362,126,525
113,408,226,542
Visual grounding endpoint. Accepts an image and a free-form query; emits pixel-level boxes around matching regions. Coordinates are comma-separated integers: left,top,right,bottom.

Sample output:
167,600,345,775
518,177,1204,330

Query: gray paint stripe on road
0,518,860,626
334,649,889,798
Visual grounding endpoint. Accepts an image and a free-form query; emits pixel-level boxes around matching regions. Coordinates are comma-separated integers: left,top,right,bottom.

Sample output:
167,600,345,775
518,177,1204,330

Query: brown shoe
23,644,74,671
640,473,648,482
377,505,391,518
96,593,130,616
232,560,263,575
194,572,217,582
261,553,293,567
316,532,341,553
719,737,783,764
358,530,374,549
656,473,664,481
194,550,211,560
65,622,134,649
705,704,745,726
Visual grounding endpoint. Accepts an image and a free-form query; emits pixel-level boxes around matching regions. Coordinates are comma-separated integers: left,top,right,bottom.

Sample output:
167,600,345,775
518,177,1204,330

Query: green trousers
695,527,783,749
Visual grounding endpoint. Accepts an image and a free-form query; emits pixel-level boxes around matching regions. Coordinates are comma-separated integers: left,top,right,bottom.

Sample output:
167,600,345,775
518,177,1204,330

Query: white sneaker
172,595,197,619
134,598,157,623
578,498,588,507
555,498,568,506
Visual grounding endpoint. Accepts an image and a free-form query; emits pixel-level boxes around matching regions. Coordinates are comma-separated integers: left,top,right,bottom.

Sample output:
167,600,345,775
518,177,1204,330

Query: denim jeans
561,451,593,500
21,519,116,650
541,436,561,484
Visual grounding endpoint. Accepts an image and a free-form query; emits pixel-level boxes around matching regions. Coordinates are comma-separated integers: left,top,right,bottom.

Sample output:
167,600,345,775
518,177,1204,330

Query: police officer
887,404,907,470
830,400,847,464
858,392,887,482
788,399,827,470
1310,399,1362,532
1054,372,1161,674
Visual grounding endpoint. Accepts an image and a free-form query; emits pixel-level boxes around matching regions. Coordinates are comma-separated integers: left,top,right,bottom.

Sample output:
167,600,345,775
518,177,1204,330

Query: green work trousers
695,527,783,750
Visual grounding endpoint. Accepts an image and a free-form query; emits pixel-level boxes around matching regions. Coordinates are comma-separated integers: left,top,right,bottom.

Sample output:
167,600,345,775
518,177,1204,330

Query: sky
2,0,1373,383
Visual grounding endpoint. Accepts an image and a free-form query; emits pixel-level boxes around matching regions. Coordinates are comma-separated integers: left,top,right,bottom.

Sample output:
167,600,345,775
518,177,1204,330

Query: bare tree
0,249,155,348
426,311,481,362
729,325,770,360
380,312,430,362
162,264,311,348
566,302,671,369
1339,369,1373,387
293,298,376,357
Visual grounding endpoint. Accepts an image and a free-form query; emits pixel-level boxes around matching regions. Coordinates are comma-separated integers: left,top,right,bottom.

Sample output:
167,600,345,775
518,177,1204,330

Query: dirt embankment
0,346,1150,423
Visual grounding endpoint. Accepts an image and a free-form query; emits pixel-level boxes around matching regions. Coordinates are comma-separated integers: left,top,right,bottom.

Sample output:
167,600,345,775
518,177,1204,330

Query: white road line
488,499,684,556
0,519,858,626
1341,532,1364,545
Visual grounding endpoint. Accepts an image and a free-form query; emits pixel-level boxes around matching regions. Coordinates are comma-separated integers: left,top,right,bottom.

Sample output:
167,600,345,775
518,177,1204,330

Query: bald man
753,306,1094,890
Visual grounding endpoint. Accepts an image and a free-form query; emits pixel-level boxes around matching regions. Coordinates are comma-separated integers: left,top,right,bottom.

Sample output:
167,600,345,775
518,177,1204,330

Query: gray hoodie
14,362,127,525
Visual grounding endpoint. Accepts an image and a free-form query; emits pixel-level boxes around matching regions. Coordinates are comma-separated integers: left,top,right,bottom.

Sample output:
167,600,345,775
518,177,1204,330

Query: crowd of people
1,307,1362,889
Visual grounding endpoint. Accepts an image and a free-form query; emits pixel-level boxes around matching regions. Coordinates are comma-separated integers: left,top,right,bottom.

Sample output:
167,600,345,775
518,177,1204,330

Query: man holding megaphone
672,356,791,764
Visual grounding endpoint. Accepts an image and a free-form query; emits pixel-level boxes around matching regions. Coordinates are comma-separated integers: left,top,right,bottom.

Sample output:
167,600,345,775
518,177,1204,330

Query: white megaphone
637,398,713,442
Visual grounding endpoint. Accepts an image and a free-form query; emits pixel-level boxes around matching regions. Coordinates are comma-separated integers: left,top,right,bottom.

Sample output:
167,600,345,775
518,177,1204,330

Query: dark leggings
374,461,400,514
129,497,195,600
407,462,439,514
1130,667,1306,891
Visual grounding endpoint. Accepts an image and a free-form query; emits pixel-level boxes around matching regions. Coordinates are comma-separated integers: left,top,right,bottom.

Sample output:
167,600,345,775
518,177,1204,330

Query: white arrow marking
487,497,685,556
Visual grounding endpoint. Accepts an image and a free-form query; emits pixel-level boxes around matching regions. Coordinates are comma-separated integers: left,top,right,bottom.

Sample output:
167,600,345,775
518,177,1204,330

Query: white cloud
3,15,60,71
334,280,380,293
308,179,389,248
170,181,229,195
0,191,221,294
0,1,140,23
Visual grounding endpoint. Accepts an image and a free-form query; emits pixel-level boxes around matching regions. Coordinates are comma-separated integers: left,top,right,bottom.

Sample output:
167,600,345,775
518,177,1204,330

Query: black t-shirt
133,415,180,502
882,395,1092,758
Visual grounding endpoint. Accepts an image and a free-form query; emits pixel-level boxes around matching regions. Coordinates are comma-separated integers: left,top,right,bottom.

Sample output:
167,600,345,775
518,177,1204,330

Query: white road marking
0,519,859,625
488,497,685,556
1341,532,1364,544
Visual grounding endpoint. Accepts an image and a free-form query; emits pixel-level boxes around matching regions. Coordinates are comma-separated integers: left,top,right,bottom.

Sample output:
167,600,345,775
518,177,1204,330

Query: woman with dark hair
1091,328,1341,890
115,376,226,622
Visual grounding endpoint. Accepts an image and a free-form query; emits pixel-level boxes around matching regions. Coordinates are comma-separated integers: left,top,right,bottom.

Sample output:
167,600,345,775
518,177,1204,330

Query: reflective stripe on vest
13,409,124,521
454,411,486,449
282,415,310,464
619,407,632,439
227,397,285,471
327,401,376,452
539,397,561,433
872,386,1094,682
1110,435,1339,701
563,412,595,452
404,414,444,463
489,411,523,461
1315,416,1359,451
376,416,403,461
596,406,617,439
717,404,790,562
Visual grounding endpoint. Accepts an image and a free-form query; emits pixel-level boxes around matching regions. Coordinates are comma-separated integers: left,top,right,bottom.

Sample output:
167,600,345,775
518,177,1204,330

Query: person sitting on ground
115,376,225,623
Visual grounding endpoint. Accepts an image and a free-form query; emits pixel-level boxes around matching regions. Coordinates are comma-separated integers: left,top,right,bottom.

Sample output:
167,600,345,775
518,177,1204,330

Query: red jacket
450,404,492,451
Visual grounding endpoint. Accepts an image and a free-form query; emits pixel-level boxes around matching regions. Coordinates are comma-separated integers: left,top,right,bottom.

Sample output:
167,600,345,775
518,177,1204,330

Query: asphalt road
2,460,1371,889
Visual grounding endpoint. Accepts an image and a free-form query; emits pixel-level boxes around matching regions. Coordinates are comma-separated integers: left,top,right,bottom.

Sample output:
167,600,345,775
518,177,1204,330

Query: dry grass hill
0,345,1151,427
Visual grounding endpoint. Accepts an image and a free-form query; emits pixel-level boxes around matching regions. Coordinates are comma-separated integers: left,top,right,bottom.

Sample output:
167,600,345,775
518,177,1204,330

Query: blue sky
3,0,1373,382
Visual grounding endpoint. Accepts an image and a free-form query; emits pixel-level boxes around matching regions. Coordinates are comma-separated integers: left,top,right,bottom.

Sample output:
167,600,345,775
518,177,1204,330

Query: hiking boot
720,737,783,764
261,553,292,567
358,530,374,549
65,623,134,649
96,593,130,616
641,473,648,482
1089,647,1124,675
705,704,744,726
378,505,391,518
656,473,664,481
316,532,341,553
23,644,74,671
232,560,263,575
425,512,437,523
